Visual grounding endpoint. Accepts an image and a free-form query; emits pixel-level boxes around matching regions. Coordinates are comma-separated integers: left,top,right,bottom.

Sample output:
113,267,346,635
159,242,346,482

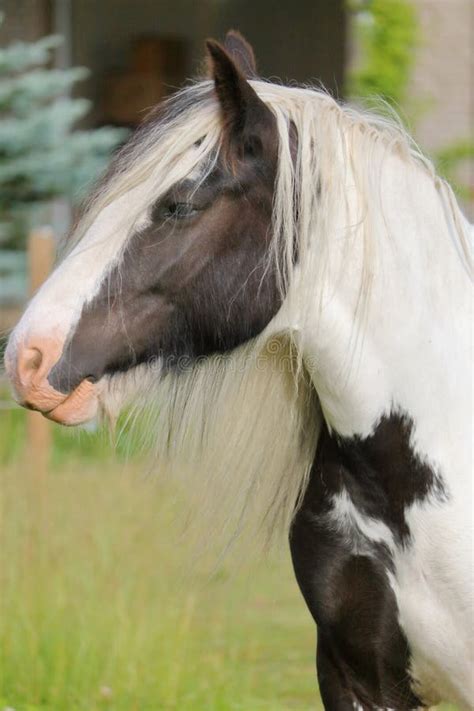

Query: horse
5,31,472,710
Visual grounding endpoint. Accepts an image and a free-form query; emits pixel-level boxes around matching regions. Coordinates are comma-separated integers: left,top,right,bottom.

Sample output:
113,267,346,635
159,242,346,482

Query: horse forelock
66,77,470,287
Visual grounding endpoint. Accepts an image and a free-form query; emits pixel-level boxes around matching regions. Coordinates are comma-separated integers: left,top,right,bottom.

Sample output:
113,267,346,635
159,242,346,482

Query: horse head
5,32,285,426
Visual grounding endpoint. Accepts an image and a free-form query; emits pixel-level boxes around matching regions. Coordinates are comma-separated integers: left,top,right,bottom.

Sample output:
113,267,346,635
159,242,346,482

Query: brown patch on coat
290,413,444,709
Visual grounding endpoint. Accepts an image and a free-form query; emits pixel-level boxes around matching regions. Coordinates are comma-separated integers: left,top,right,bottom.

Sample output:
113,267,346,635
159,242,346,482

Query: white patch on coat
388,497,474,709
325,489,395,556
7,182,152,356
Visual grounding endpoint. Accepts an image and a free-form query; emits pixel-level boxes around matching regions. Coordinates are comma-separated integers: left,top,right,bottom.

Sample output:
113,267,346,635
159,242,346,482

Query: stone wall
410,0,472,152
410,0,473,216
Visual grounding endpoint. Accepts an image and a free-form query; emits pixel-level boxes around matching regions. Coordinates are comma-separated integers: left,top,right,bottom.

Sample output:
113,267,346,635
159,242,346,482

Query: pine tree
0,25,127,246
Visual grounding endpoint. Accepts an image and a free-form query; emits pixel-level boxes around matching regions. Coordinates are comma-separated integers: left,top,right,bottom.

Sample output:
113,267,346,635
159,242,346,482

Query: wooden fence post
27,227,55,478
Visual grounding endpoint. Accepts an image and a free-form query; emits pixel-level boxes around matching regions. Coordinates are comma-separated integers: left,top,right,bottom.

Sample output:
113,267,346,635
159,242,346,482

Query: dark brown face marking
290,412,447,710
49,37,281,394
49,161,279,392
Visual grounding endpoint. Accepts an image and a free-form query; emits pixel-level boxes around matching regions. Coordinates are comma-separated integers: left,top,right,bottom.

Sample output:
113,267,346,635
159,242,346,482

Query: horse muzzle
4,335,99,426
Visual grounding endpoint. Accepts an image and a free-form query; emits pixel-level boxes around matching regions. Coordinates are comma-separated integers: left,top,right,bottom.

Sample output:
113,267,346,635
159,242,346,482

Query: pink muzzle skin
4,336,98,426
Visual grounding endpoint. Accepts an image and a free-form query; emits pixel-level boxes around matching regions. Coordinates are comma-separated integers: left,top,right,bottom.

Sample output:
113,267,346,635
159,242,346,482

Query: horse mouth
3,336,100,427
43,380,99,426
20,378,99,427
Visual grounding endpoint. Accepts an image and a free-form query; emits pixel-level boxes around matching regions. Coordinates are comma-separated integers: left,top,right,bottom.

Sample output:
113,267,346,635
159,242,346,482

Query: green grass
0,405,135,469
0,408,460,710
0,415,320,711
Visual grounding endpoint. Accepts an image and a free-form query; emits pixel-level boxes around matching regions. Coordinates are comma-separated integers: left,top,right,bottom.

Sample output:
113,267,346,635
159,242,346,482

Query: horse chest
289,413,456,710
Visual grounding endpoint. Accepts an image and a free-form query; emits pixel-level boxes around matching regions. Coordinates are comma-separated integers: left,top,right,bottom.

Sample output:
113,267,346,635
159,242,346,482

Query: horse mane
69,78,472,552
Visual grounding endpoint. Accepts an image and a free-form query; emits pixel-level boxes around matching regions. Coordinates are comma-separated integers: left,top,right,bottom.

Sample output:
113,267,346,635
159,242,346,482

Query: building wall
70,0,345,122
410,0,473,216
0,0,50,42
410,0,472,153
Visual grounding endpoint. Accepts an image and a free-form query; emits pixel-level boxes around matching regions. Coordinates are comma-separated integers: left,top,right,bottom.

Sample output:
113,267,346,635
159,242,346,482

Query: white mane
70,79,471,551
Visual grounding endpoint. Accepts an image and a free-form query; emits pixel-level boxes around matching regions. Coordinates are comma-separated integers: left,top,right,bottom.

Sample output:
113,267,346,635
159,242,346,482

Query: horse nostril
17,346,44,385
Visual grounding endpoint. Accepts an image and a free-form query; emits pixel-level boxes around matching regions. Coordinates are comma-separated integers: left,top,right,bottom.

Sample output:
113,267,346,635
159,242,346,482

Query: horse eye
163,202,199,220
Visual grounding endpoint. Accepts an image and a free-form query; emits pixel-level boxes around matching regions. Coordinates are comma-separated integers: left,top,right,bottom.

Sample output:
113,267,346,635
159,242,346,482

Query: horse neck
297,149,472,488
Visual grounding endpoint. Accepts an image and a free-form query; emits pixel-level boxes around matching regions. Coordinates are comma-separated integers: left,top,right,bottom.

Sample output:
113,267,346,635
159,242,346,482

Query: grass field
1,407,322,711
0,407,458,710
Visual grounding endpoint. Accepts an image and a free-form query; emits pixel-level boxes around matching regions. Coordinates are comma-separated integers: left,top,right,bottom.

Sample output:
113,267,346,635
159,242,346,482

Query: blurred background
0,1,471,709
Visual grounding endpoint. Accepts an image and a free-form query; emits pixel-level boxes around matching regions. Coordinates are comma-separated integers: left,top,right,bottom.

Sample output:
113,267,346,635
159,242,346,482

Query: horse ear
205,38,276,162
223,30,257,78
